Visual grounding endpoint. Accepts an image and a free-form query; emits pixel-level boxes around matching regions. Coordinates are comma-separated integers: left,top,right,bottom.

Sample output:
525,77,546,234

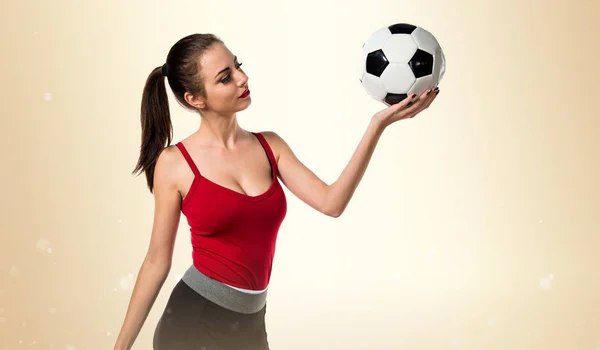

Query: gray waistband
181,265,268,314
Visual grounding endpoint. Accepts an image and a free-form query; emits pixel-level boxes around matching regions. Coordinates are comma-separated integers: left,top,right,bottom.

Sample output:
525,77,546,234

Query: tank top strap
176,142,201,176
252,132,278,178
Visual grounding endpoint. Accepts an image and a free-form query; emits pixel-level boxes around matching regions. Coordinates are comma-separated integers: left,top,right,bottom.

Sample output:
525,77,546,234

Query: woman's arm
264,87,438,217
114,147,183,350
263,119,383,217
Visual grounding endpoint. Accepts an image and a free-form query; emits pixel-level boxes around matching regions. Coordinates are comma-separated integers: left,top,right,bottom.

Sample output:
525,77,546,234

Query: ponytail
132,66,173,193
132,33,223,193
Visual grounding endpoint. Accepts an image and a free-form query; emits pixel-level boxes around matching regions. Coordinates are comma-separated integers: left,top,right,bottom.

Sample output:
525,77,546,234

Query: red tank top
176,132,287,290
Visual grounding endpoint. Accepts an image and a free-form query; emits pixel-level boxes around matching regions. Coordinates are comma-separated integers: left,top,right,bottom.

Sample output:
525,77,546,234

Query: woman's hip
153,277,269,349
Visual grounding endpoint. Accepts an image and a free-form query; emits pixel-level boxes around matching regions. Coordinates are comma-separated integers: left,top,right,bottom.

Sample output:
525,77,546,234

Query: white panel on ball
410,27,440,56
438,49,446,80
360,73,388,100
408,75,435,96
380,63,415,94
381,35,418,63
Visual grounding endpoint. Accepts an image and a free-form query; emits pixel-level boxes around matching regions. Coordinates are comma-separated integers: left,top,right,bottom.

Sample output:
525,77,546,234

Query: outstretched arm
263,87,438,217
263,120,384,217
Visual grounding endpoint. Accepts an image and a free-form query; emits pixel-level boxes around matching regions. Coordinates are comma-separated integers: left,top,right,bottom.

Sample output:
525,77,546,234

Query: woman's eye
220,62,243,83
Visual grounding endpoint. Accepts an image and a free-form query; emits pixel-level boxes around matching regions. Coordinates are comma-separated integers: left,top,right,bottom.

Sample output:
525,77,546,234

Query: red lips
239,89,250,98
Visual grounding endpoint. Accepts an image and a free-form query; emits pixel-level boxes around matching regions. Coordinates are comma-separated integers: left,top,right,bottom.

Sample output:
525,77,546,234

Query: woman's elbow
323,205,344,218
144,251,173,273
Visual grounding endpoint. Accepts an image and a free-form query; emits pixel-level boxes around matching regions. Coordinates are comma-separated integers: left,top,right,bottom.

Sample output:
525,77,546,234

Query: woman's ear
184,91,206,109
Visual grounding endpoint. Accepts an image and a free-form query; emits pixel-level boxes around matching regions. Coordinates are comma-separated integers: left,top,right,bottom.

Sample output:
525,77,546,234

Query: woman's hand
372,86,439,129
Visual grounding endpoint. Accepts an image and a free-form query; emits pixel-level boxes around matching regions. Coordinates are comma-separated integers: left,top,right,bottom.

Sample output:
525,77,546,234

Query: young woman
114,33,439,350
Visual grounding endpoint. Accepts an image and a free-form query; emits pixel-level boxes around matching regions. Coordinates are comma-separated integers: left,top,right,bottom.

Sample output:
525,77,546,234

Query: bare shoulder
257,131,291,162
145,144,186,265
153,144,186,192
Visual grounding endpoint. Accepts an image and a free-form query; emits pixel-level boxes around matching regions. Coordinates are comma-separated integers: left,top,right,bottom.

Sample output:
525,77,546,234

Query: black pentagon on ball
366,49,389,77
388,23,417,35
384,93,409,105
408,49,434,78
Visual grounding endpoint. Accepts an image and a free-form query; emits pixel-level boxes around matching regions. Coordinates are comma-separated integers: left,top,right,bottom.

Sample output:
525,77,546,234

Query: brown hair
132,33,223,193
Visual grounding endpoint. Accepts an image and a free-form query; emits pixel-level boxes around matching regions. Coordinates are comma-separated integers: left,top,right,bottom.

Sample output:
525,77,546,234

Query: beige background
1,0,599,349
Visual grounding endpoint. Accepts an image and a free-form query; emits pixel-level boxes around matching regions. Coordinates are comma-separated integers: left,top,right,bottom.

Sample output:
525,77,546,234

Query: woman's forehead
200,44,235,72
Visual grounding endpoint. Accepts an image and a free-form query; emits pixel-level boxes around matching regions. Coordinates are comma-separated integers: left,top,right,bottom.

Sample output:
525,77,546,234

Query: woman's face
197,42,251,115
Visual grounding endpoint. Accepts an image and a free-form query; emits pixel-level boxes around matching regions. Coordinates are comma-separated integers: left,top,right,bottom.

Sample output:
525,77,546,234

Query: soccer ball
359,23,446,106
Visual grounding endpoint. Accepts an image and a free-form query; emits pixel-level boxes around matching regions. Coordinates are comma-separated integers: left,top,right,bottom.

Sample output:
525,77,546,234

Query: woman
114,33,439,350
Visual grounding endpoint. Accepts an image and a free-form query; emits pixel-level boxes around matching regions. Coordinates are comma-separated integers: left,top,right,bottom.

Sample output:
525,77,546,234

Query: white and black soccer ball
359,23,446,106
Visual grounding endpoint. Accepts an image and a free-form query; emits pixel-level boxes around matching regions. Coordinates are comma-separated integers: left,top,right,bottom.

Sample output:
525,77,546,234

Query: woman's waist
181,264,268,314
